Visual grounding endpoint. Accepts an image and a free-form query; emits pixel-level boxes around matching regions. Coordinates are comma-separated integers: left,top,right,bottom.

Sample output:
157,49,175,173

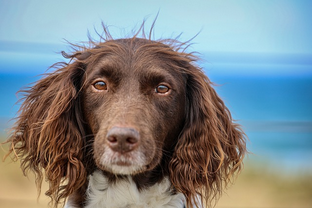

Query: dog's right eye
93,81,107,91
155,84,170,94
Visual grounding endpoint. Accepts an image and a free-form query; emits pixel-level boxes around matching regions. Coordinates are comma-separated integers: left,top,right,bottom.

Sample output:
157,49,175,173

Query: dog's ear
6,61,87,206
169,64,246,208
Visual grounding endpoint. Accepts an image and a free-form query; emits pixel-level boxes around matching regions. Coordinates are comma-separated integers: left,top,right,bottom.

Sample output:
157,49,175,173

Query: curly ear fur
169,64,247,208
6,61,87,206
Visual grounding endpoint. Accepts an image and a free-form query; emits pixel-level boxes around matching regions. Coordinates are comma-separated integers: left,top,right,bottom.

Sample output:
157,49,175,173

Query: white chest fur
71,170,185,208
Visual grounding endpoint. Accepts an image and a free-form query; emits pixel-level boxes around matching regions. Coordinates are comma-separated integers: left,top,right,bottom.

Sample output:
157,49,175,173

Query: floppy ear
169,65,246,208
6,61,88,206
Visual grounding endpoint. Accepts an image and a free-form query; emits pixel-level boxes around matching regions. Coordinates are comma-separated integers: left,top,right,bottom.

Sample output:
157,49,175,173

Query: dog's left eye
155,84,170,94
93,81,107,91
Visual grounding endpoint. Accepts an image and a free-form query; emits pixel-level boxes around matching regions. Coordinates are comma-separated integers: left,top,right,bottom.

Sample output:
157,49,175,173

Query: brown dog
6,25,246,208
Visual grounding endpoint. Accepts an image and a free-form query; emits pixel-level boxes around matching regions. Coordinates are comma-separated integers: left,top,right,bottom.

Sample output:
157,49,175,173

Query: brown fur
5,24,246,208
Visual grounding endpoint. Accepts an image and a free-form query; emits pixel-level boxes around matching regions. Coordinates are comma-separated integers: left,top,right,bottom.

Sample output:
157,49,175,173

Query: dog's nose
106,127,140,153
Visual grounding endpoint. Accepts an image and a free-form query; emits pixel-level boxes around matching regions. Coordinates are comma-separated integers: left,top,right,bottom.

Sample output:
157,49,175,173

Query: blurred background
0,0,311,207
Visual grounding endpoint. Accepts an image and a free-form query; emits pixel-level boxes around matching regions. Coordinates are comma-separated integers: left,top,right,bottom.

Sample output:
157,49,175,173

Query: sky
0,0,311,54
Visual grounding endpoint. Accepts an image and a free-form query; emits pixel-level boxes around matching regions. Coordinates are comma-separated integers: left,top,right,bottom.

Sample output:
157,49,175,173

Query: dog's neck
65,170,185,208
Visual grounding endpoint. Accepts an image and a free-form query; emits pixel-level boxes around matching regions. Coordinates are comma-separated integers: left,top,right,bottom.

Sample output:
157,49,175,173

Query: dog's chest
81,170,185,208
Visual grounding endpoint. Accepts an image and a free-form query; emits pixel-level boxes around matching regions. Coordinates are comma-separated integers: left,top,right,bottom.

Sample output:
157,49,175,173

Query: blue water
1,61,312,172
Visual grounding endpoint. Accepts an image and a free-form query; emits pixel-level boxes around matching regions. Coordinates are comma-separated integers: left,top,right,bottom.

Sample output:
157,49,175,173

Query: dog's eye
93,81,107,91
155,84,170,94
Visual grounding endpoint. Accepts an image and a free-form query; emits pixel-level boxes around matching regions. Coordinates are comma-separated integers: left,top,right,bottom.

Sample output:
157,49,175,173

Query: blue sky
0,0,311,54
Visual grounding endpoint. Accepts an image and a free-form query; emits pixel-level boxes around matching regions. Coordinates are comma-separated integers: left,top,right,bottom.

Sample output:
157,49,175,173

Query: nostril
126,137,138,144
107,136,117,143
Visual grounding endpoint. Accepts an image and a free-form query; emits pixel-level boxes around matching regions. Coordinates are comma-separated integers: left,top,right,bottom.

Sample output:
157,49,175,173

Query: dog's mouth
109,152,138,166
98,147,147,175
115,160,131,166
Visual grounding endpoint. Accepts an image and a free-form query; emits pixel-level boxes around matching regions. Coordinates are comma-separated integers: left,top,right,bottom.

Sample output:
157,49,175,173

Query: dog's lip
114,161,131,166
110,154,133,166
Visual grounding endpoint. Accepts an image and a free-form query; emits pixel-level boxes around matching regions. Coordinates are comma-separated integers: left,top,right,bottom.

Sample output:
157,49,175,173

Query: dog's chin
98,148,148,175
107,163,145,175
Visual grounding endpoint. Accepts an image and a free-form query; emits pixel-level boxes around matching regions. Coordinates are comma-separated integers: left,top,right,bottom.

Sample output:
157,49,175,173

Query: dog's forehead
87,41,175,74
82,38,188,88
95,38,172,58
87,54,175,81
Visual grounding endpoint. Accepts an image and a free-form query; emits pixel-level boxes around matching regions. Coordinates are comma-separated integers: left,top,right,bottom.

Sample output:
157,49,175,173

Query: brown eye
93,81,107,91
155,84,170,94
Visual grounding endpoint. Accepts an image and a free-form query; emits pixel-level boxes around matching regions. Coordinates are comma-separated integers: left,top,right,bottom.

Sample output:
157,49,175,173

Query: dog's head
81,38,187,176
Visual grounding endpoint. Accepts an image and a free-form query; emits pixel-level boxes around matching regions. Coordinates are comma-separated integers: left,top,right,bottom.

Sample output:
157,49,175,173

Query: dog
6,24,246,208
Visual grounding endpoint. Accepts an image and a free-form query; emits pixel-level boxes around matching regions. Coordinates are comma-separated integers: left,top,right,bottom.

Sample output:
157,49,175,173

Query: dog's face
82,39,186,175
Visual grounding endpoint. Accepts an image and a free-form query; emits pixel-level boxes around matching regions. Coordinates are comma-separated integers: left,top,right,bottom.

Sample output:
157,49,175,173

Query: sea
0,50,311,173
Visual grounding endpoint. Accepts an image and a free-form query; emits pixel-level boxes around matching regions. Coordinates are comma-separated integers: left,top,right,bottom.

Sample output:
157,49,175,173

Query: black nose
106,127,140,153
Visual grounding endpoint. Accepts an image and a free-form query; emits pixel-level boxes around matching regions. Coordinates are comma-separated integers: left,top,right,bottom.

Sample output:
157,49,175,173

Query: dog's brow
139,67,175,87
88,59,122,82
